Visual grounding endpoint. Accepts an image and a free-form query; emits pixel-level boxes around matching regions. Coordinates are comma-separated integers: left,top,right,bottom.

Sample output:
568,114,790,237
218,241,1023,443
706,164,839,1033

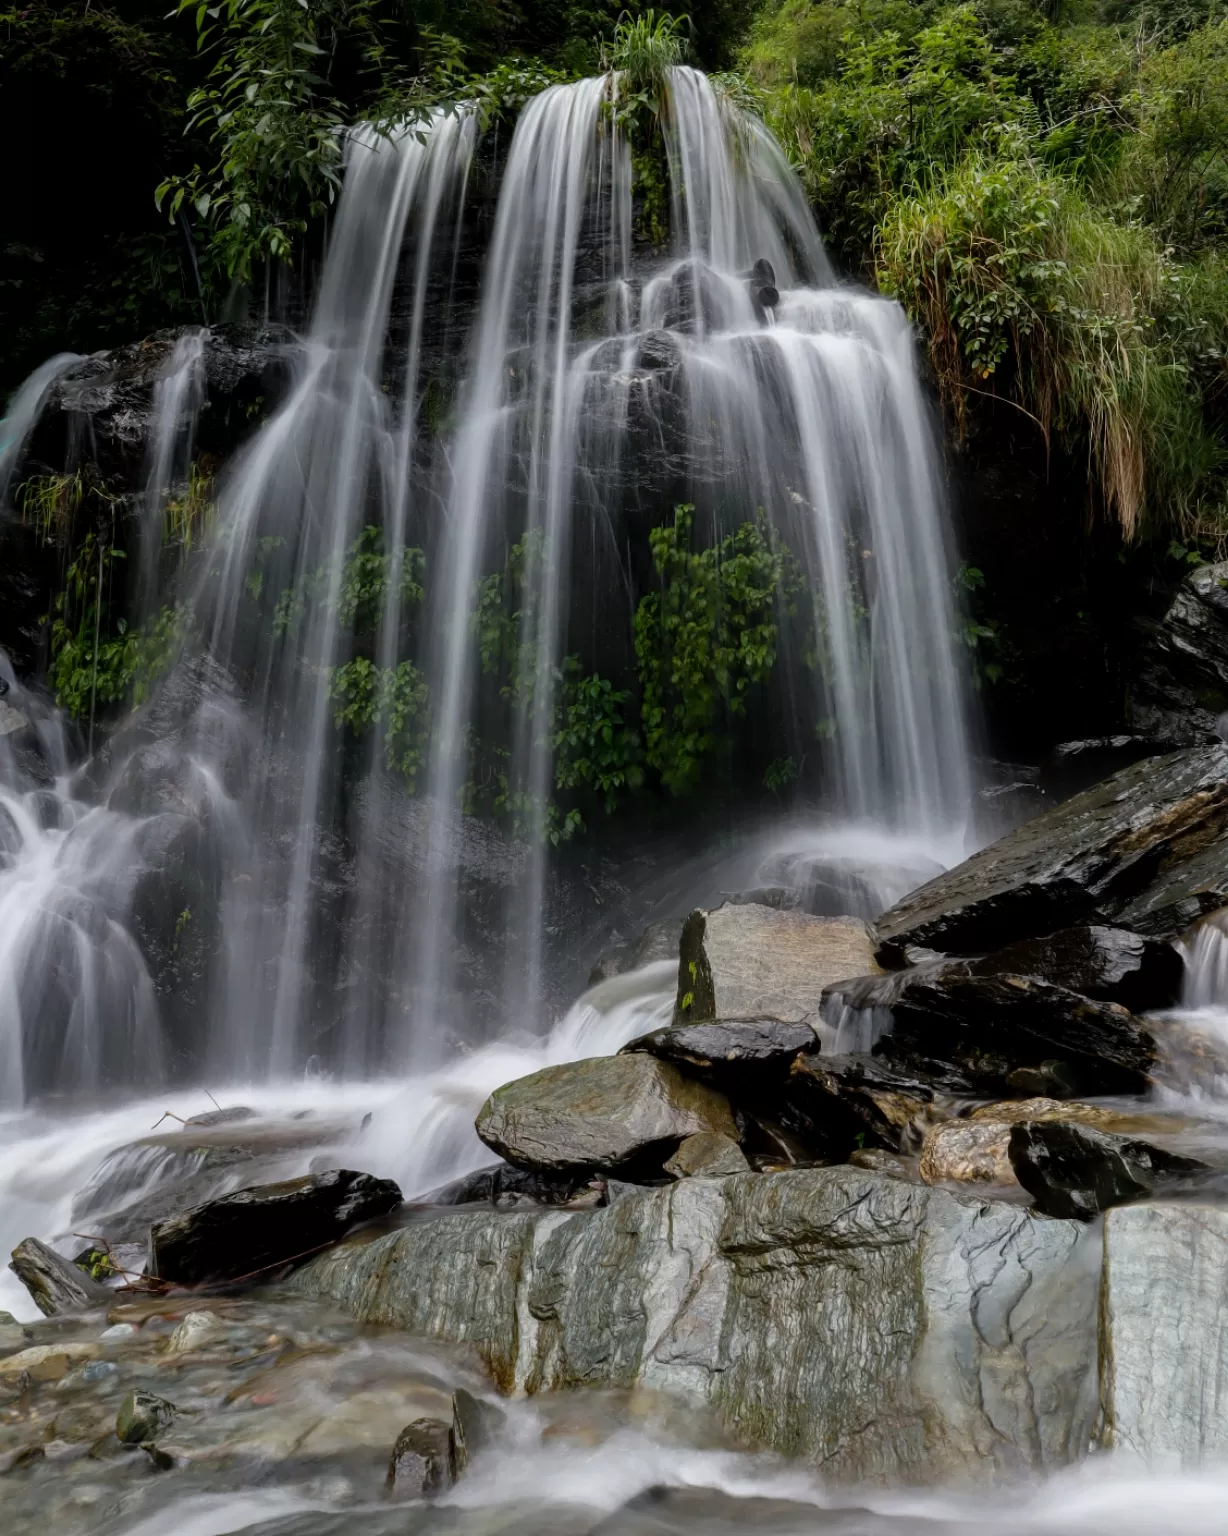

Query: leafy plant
634,506,803,795
328,655,430,786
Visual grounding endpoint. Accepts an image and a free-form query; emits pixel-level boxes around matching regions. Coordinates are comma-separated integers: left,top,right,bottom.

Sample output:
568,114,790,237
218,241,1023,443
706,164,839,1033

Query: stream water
1,61,1227,1536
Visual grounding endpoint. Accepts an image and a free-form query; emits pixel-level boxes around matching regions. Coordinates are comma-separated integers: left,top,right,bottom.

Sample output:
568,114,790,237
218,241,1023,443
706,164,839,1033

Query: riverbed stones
1099,1201,1228,1462
291,1166,1099,1487
8,1239,113,1317
386,1417,455,1497
475,1055,737,1177
116,1389,176,1444
148,1167,403,1285
1008,1120,1207,1219
874,744,1228,961
675,903,879,1027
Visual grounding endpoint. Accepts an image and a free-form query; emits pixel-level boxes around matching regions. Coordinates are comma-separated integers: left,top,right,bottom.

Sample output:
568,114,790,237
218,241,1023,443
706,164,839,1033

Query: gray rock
450,1386,500,1475
1099,1201,1228,1463
8,1238,112,1316
291,1167,1100,1486
588,919,685,986
149,1167,403,1284
1009,1120,1207,1219
663,1132,749,1179
387,1416,455,1497
475,1055,737,1178
622,1017,818,1074
116,1389,177,1445
677,903,879,1027
874,744,1228,961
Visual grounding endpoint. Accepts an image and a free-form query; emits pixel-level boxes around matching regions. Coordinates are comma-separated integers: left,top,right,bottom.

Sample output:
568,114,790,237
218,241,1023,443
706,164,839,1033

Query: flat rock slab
874,744,1228,961
149,1168,403,1284
9,1238,113,1316
1100,1201,1228,1463
290,1167,1099,1488
476,1055,736,1178
622,1018,818,1074
677,904,878,1027
980,925,1184,1011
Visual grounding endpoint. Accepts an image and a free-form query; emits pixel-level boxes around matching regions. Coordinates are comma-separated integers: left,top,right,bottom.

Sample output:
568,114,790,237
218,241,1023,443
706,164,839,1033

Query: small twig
204,1090,223,1112
151,1111,190,1130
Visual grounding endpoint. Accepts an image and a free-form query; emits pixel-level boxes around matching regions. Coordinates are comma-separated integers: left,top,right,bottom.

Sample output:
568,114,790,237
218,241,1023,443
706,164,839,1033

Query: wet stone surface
0,1290,489,1536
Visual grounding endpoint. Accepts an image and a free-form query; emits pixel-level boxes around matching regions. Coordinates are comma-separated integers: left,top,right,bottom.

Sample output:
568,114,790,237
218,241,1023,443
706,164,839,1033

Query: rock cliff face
291,1166,1099,1487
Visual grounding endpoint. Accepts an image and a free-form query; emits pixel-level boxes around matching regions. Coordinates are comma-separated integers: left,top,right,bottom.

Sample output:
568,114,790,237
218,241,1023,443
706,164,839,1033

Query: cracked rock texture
1100,1202,1228,1463
290,1167,1099,1486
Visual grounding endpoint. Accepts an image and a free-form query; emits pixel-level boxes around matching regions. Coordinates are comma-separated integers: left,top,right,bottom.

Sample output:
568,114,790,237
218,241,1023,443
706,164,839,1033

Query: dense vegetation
4,0,1228,826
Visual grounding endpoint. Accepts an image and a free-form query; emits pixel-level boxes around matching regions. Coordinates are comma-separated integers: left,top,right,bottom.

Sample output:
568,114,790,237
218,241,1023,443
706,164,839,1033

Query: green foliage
553,658,643,813
272,525,425,638
604,8,690,93
48,534,188,722
327,656,430,785
634,506,803,795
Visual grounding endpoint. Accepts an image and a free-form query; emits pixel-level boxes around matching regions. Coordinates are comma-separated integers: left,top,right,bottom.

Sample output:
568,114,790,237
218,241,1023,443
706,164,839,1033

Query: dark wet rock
476,1056,738,1179
829,962,1157,1096
425,1163,596,1209
8,1238,112,1317
1042,735,1183,798
73,1115,363,1247
1008,1119,1207,1220
587,919,685,986
663,1131,749,1179
386,1416,455,1497
980,925,1184,1011
1129,559,1228,745
148,1168,403,1285
779,1053,945,1156
451,1386,499,1475
874,744,1228,961
621,1017,818,1075
676,902,878,1027
116,1389,177,1445
184,1106,257,1128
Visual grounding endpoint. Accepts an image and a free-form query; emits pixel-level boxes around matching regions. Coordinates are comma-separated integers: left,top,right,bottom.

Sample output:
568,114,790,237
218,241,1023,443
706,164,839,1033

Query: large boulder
780,1053,950,1156
873,745,1228,962
1099,1201,1228,1463
828,962,1157,1096
677,902,879,1027
1129,559,1228,745
475,1055,737,1178
291,1167,1100,1487
1008,1120,1206,1220
148,1168,403,1284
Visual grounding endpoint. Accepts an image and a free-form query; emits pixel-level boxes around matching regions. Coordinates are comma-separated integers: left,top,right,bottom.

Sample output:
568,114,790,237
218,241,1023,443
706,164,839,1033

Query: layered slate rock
1008,1120,1206,1220
980,925,1183,1011
1129,558,1228,746
475,1055,737,1177
290,1167,1099,1487
829,963,1157,1096
873,744,1228,962
622,1018,818,1075
149,1168,403,1284
1099,1201,1228,1462
676,902,879,1027
9,1238,113,1316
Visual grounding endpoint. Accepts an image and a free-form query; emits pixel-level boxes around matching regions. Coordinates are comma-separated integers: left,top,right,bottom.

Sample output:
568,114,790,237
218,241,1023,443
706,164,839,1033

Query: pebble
81,1360,118,1383
98,1324,136,1343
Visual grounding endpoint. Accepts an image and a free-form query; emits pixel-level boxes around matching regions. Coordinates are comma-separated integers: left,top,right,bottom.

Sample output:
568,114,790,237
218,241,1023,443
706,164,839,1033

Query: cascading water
412,65,971,1036
0,67,971,1092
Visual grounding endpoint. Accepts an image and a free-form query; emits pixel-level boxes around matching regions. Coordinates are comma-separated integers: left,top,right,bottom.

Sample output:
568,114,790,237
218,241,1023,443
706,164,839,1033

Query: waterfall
0,68,973,1093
